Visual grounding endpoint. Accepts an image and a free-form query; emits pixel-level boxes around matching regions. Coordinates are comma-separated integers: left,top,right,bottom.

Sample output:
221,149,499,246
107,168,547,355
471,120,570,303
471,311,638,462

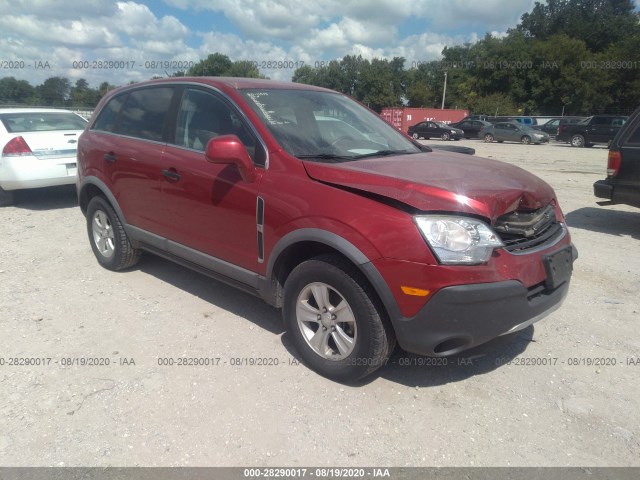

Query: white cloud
7,0,118,18
114,1,189,40
0,0,538,88
412,0,536,30
0,14,121,48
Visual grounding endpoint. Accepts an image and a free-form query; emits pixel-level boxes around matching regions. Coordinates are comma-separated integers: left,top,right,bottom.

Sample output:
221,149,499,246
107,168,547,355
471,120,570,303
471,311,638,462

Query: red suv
77,78,576,381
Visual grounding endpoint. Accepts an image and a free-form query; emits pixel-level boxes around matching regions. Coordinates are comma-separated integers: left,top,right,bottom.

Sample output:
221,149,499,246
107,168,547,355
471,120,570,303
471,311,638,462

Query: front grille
494,204,565,254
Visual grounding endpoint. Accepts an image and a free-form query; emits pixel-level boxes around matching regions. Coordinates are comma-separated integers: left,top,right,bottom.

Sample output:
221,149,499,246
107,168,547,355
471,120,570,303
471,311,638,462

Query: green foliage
0,77,35,104
518,0,638,52
185,53,262,78
292,56,406,112
467,93,519,116
70,79,101,107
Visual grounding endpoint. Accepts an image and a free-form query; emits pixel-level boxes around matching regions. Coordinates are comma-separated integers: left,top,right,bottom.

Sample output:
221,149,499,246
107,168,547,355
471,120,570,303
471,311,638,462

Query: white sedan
0,108,87,206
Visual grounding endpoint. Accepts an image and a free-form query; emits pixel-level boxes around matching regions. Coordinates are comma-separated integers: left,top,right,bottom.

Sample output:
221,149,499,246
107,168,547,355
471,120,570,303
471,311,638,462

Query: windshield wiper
352,149,417,159
296,153,355,162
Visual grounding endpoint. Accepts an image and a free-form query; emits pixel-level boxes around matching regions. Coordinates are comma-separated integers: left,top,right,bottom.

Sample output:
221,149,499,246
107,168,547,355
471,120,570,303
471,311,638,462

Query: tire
441,132,451,141
0,186,14,207
484,133,494,143
86,196,140,271
283,254,395,382
411,133,419,139
521,135,531,145
570,134,585,148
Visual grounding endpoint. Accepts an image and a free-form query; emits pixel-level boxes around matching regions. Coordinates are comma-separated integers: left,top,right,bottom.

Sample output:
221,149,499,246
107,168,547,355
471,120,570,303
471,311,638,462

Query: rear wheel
0,186,14,207
484,133,494,143
283,255,395,382
570,134,585,148
521,135,531,145
86,196,140,271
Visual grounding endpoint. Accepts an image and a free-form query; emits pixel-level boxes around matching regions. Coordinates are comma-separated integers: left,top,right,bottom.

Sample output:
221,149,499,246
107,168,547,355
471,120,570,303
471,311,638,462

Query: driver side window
174,88,257,161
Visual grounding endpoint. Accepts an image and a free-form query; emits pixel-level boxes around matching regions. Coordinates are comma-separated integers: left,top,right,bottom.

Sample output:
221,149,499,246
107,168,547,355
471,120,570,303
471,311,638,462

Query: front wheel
411,132,419,139
570,134,585,148
521,135,531,145
283,255,395,382
86,196,141,271
441,132,451,141
484,133,494,143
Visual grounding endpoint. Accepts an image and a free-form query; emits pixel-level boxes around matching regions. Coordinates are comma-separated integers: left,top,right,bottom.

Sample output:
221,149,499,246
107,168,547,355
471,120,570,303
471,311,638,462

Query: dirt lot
1,139,639,467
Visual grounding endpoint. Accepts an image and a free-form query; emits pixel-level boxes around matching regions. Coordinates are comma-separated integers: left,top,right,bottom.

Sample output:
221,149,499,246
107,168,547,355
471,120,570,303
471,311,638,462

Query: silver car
480,122,549,145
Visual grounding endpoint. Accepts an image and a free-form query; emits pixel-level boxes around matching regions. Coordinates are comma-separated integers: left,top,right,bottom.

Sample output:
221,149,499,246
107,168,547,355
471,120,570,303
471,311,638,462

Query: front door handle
104,152,116,162
162,169,181,181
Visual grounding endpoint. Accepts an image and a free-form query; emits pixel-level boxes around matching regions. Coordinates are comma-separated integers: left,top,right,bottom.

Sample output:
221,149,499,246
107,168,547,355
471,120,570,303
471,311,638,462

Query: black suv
557,115,627,147
594,106,640,208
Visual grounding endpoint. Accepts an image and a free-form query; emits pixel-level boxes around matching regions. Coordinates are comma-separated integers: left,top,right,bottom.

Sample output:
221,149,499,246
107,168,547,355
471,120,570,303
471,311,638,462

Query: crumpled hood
303,151,555,221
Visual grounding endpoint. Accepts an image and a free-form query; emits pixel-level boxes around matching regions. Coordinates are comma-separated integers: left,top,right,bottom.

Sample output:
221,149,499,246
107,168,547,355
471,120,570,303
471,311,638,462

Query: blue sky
0,0,631,88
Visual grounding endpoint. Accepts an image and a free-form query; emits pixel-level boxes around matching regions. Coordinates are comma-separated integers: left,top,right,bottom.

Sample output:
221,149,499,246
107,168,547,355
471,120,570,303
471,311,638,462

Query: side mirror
205,135,257,183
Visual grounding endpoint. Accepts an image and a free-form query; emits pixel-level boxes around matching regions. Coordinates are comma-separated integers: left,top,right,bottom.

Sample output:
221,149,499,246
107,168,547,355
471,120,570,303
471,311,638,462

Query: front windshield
436,122,452,129
239,88,420,161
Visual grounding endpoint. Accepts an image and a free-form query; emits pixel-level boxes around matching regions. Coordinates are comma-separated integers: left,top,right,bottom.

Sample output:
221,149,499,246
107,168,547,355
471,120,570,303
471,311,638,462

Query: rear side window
611,117,627,127
119,87,174,141
92,95,125,133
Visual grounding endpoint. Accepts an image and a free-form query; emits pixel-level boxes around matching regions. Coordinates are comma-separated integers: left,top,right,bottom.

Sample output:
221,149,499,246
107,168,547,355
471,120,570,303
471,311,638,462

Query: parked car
77,77,576,381
480,122,550,144
408,121,463,141
449,119,492,139
0,108,87,206
556,115,628,147
533,117,585,137
594,105,640,208
487,116,537,126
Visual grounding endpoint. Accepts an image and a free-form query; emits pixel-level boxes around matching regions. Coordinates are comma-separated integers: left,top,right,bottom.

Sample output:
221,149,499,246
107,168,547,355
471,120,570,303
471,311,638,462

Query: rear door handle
104,152,116,162
162,169,181,181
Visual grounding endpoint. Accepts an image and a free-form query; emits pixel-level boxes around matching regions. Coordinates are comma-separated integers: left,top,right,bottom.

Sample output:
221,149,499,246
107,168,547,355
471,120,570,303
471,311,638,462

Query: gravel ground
0,139,639,467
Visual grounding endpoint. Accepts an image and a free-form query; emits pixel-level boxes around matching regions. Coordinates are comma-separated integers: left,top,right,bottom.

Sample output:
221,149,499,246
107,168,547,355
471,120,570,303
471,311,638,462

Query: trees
36,77,71,106
0,77,35,104
518,0,638,52
291,56,406,112
186,53,261,78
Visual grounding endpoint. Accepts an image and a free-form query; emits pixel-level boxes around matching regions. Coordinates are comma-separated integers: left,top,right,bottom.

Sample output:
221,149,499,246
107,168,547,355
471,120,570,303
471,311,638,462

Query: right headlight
414,215,503,265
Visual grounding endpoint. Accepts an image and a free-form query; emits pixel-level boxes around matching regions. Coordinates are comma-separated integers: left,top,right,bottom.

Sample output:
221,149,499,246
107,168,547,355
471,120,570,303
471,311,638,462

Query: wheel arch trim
263,228,402,321
78,176,126,225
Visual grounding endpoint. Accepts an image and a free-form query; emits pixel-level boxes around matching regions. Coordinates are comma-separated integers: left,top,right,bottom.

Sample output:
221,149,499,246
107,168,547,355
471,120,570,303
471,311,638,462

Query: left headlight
414,215,503,264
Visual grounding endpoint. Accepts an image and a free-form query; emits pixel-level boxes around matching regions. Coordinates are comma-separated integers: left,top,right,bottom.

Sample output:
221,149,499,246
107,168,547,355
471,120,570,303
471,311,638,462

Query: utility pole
441,72,448,109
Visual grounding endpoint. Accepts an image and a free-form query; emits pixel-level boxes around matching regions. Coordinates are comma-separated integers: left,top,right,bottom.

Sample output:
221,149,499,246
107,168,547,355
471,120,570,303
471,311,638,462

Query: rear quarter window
92,95,125,133
623,120,640,145
119,87,174,141
92,87,175,141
